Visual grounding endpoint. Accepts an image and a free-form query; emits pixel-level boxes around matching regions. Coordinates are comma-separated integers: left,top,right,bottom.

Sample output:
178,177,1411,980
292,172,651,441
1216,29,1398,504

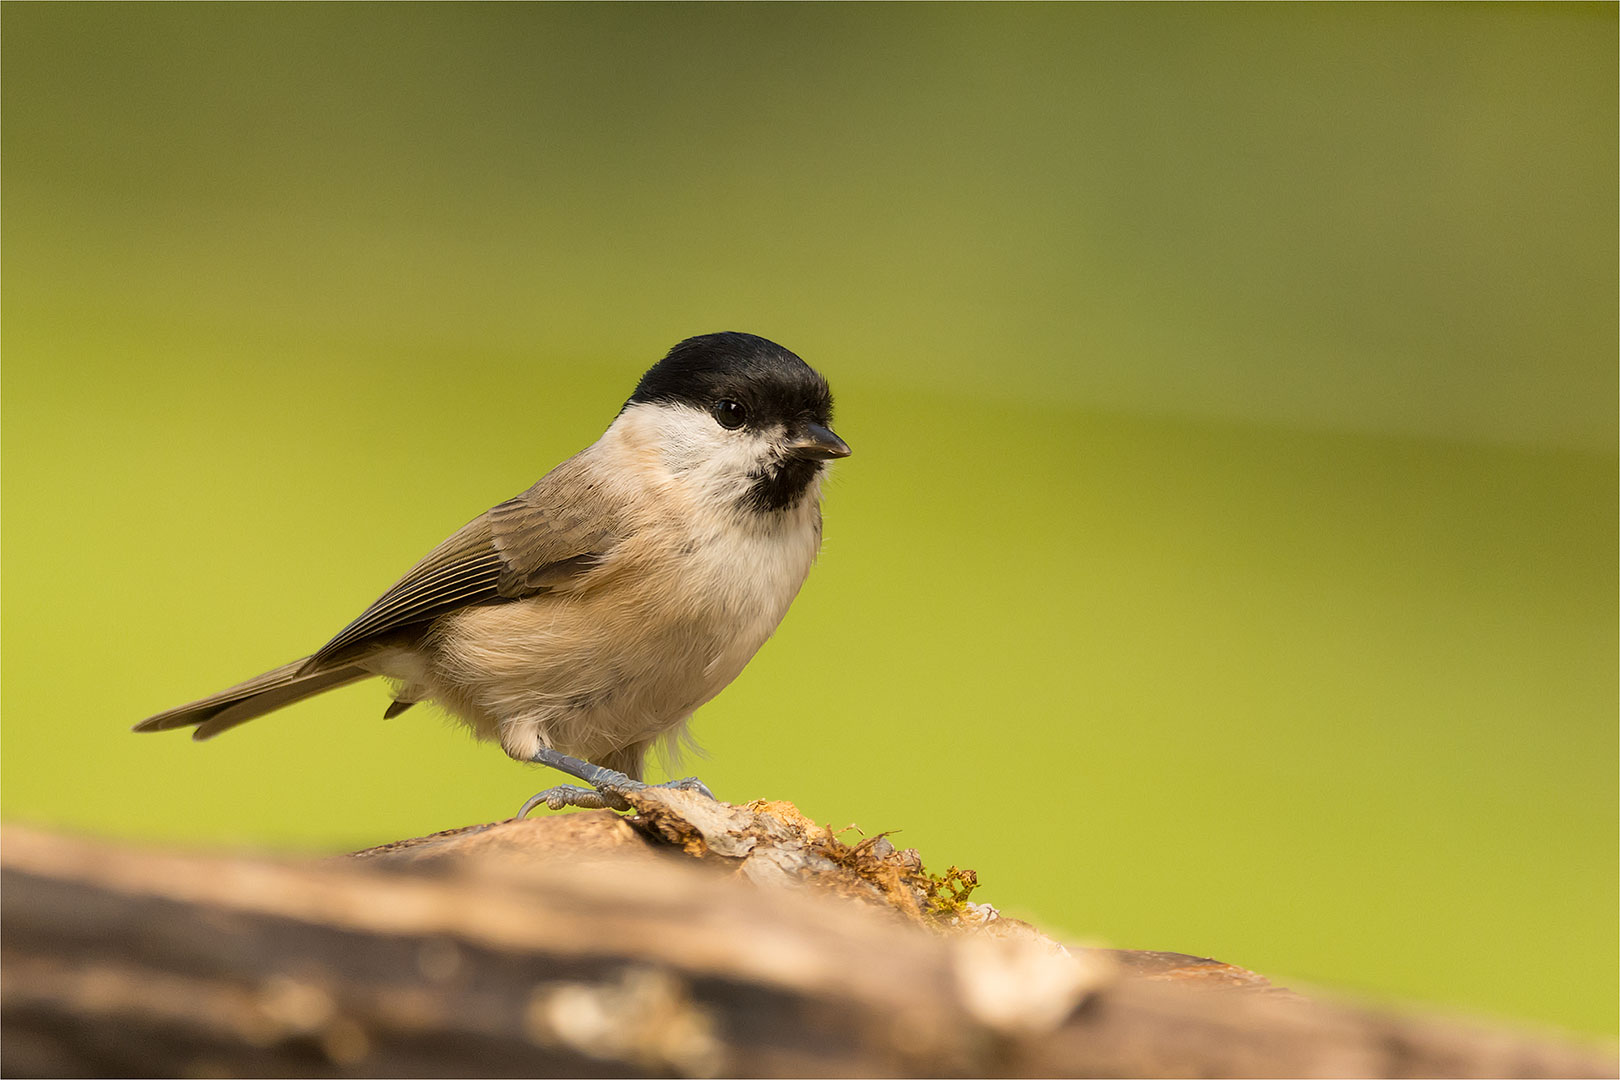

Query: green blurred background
3,3,1615,1037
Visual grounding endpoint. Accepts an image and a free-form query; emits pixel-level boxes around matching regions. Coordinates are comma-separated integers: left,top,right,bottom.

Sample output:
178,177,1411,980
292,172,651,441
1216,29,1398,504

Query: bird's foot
516,783,635,816
656,775,716,800
513,747,716,819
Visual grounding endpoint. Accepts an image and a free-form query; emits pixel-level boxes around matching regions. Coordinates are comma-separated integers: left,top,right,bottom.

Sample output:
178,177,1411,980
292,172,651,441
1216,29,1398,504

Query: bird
134,332,851,815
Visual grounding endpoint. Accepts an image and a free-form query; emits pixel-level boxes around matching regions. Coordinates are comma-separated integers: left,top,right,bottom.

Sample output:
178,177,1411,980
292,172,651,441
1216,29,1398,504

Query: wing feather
307,459,629,668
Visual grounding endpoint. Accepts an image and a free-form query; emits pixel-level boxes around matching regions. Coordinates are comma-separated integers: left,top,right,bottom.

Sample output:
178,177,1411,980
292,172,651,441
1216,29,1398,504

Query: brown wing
306,457,628,668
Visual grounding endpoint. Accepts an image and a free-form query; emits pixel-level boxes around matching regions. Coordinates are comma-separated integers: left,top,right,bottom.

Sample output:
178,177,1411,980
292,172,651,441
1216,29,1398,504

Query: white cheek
611,402,776,500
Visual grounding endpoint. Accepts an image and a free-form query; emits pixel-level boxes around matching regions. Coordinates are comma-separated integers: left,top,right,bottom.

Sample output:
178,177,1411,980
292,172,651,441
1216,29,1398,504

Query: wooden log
2,790,1613,1078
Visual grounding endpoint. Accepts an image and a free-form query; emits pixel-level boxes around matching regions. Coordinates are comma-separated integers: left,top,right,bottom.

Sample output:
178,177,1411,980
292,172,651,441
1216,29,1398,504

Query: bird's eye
713,400,748,430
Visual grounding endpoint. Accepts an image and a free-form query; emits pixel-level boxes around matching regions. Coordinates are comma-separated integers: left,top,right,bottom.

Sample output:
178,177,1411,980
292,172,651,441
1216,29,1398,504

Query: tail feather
133,658,370,741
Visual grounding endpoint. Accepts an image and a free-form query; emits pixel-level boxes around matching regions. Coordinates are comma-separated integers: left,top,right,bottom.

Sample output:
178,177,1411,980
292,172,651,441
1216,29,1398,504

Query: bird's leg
514,747,716,819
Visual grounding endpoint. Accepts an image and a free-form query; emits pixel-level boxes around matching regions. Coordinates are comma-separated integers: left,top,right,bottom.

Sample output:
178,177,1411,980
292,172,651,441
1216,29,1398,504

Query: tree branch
3,791,1613,1078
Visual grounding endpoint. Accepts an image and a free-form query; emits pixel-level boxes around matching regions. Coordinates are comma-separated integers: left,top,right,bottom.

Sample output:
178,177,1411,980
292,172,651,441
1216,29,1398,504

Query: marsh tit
135,332,851,815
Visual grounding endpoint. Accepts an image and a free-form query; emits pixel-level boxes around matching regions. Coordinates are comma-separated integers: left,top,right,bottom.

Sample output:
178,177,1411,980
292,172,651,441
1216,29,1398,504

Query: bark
2,788,1613,1079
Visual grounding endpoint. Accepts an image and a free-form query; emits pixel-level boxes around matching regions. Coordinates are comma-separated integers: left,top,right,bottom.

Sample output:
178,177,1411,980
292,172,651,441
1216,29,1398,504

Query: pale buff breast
405,488,823,766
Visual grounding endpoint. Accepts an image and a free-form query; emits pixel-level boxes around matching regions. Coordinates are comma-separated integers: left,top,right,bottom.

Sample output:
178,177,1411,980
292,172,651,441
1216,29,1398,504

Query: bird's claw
515,783,634,817
516,746,718,819
513,775,718,820
661,776,716,800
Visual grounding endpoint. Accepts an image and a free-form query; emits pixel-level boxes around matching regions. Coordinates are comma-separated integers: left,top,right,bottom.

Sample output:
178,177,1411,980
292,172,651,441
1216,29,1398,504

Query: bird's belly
415,519,818,763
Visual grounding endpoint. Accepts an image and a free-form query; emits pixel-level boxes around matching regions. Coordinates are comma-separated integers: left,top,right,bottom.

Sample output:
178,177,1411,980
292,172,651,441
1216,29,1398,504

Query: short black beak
785,422,852,461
